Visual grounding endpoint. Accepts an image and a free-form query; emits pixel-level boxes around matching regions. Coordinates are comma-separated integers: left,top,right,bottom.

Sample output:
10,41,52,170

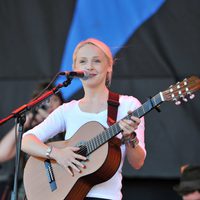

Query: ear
107,65,112,73
72,63,77,70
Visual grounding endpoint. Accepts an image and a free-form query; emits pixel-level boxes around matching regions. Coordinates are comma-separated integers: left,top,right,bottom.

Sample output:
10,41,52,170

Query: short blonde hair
73,38,113,87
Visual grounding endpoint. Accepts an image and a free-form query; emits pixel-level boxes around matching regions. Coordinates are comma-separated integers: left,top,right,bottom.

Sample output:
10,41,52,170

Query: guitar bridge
44,159,57,192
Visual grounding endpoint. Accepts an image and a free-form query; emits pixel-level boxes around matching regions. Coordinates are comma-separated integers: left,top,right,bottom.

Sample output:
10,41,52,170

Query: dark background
0,0,199,199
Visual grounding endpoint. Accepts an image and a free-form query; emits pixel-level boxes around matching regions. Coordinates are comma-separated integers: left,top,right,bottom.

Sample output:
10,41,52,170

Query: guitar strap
107,91,121,147
107,91,120,126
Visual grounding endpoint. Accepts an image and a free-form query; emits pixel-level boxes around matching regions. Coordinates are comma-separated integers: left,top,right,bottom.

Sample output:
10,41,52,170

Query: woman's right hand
51,146,87,176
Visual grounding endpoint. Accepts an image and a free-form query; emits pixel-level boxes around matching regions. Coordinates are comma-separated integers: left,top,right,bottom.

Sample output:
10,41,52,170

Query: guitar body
23,121,121,200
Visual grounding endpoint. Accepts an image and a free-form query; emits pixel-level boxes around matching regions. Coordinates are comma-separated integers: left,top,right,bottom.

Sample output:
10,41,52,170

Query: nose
86,66,92,71
86,63,94,71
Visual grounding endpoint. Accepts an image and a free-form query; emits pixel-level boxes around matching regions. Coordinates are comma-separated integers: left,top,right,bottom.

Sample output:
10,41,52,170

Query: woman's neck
79,85,109,113
83,85,109,103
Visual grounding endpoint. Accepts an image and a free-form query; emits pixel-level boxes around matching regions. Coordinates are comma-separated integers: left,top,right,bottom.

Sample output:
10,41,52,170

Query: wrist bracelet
122,132,139,148
128,135,139,148
46,146,53,159
121,131,136,143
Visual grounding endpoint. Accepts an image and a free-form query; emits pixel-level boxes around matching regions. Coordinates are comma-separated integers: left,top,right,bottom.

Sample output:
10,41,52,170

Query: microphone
59,70,90,80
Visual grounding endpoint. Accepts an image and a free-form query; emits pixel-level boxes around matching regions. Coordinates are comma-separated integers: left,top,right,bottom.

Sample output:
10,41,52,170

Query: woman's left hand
119,111,141,140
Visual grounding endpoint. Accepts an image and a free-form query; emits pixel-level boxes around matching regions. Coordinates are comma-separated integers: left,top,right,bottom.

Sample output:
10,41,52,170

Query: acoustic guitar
23,76,200,200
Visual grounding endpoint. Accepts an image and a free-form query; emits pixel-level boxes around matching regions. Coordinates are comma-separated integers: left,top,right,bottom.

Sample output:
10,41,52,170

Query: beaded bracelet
122,132,139,148
128,135,139,148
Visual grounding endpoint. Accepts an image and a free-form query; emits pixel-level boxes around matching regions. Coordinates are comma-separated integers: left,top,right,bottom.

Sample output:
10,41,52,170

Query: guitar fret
86,142,90,154
138,107,144,117
104,132,108,141
101,132,104,142
108,130,111,139
108,127,112,138
154,94,162,106
142,105,145,114
106,129,111,140
110,127,115,138
116,124,121,134
99,133,104,145
142,103,147,113
95,135,99,146
99,135,102,145
151,96,156,107
87,141,91,154
143,102,149,112
143,101,152,113
87,141,91,153
96,135,101,146
136,109,139,118
113,124,119,133
92,138,96,150
153,95,160,106
88,142,92,153
91,140,95,151
100,133,104,144
148,100,153,110
126,114,131,120
93,138,97,149
112,126,116,136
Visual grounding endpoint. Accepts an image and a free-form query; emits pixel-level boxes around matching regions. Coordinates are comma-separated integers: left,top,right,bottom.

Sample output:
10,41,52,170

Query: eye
94,59,101,63
79,60,86,64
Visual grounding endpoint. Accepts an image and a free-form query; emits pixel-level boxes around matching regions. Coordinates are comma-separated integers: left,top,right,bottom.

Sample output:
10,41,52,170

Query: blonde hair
72,38,113,87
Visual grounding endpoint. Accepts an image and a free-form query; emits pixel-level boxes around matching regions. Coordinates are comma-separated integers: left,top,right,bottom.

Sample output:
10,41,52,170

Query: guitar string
76,124,119,156
76,111,141,156
75,99,156,155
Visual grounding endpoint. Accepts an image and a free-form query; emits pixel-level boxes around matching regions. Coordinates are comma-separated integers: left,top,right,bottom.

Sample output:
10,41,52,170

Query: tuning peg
179,94,188,102
183,79,188,86
175,100,181,105
182,97,188,102
189,93,195,99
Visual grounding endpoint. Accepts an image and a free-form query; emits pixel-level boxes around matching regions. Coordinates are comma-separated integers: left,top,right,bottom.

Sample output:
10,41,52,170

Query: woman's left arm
119,115,146,169
125,141,146,169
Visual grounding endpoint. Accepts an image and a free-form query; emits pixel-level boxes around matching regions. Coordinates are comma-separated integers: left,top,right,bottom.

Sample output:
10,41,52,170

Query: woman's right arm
22,134,50,158
22,134,87,176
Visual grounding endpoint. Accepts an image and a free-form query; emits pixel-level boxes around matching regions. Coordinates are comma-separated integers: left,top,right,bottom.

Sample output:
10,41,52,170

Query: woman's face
74,44,112,87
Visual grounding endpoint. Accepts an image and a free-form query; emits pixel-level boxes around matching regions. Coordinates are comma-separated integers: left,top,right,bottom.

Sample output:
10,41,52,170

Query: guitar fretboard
84,92,164,155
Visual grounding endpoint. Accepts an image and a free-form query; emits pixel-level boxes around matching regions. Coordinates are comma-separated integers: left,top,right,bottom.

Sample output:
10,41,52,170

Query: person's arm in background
0,126,17,162
0,109,48,163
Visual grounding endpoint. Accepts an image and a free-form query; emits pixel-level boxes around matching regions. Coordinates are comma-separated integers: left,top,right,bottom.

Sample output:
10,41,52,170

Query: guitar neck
85,92,164,155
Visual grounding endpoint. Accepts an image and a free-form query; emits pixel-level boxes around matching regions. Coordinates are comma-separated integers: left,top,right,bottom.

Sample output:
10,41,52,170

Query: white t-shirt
24,95,146,200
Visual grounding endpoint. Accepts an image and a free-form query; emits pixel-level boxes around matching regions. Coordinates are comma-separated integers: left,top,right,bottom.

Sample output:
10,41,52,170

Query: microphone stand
0,77,72,200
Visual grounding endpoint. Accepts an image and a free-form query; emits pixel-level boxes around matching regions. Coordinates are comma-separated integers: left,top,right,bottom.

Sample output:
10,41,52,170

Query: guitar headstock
162,76,200,105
